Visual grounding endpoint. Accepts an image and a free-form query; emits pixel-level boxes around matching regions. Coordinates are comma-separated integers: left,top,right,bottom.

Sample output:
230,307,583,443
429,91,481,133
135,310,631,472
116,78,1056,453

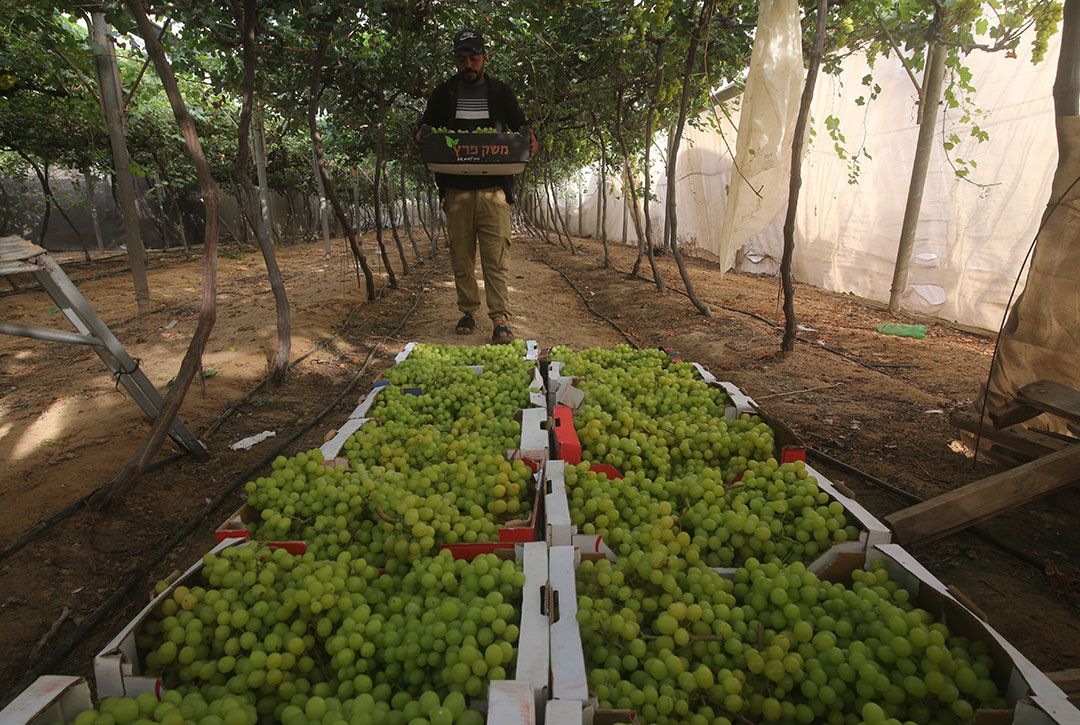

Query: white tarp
561,30,1061,333
714,0,803,271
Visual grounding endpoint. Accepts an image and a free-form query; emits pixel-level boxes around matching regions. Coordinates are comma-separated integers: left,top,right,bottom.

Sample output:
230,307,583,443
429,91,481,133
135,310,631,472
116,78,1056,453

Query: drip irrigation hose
806,447,1047,571
532,255,639,348
11,269,432,701
534,239,1052,576
608,259,912,374
0,274,398,564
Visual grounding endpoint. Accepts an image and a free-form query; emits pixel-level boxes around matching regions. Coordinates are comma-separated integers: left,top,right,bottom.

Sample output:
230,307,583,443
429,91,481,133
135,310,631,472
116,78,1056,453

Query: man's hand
414,128,424,147
529,129,539,157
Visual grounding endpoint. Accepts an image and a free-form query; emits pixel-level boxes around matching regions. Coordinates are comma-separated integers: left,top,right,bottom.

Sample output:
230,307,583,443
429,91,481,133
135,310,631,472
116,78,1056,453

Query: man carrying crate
415,28,538,344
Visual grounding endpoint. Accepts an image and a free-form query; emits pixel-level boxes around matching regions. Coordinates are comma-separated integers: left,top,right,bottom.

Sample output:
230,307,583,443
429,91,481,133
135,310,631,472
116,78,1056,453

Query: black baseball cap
453,28,485,53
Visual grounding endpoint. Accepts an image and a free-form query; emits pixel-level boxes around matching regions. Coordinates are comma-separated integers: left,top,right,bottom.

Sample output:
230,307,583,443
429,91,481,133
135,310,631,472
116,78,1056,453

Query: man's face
454,49,486,84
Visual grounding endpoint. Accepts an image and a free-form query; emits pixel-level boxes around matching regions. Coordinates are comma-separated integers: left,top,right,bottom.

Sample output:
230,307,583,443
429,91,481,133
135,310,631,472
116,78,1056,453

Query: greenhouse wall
564,31,1062,333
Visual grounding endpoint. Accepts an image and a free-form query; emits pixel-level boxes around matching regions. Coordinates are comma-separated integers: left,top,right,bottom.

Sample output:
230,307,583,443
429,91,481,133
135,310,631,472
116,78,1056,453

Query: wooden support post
885,445,1080,544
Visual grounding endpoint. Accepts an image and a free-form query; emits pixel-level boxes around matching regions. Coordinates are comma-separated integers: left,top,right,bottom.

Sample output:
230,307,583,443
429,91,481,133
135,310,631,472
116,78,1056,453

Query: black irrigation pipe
807,447,1048,572
532,240,1052,576
12,269,432,699
596,251,919,374
0,451,188,564
0,273,399,564
532,255,639,348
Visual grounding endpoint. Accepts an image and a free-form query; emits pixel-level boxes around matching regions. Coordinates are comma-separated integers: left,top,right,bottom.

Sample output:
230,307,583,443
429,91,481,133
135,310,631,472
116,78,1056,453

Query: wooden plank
885,445,1080,544
988,399,1041,428
1047,668,1080,694
1018,380,1080,424
0,236,45,263
951,411,1070,459
0,260,38,276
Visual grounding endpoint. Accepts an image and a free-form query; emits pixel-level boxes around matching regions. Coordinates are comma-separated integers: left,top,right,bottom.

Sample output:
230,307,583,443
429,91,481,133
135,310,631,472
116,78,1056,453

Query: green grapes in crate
67,692,256,725
244,447,532,568
404,340,529,367
564,458,855,569
368,385,524,449
550,345,776,479
575,552,1007,725
135,546,524,724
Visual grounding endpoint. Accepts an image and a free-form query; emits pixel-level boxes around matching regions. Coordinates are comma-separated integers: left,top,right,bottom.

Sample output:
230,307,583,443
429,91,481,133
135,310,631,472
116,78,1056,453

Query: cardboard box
518,407,549,463
319,417,371,460
0,676,92,725
544,698,584,725
421,128,530,176
550,542,1080,724
212,503,307,554
545,458,890,576
394,342,418,364
545,461,574,547
96,539,551,708
551,406,581,464
486,680,536,725
548,546,589,705
528,367,546,409
516,541,551,715
497,466,544,543
95,538,242,697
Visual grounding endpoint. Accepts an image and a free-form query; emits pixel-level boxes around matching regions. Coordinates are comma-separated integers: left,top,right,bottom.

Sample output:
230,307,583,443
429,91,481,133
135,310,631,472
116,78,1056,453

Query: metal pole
0,321,103,347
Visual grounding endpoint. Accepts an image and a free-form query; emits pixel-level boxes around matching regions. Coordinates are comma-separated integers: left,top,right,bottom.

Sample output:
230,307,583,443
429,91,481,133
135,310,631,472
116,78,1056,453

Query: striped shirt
456,80,491,127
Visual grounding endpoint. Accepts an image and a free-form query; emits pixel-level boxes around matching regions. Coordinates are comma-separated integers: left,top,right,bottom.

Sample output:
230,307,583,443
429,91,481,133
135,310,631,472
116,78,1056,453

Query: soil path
0,231,1076,705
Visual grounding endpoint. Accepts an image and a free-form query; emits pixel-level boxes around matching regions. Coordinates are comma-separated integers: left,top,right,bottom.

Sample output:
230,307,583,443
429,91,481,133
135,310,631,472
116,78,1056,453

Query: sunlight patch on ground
3,396,82,460
949,439,975,458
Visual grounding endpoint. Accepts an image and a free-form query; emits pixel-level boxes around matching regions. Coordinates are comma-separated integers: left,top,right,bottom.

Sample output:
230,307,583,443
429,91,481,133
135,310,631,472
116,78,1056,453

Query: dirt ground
0,230,1077,706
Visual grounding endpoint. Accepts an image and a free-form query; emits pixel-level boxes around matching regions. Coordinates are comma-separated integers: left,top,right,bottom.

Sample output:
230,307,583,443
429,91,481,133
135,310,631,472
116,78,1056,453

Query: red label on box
552,405,582,464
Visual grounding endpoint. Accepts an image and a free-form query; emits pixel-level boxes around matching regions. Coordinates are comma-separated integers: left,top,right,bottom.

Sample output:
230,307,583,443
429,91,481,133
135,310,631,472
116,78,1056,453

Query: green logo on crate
444,135,460,149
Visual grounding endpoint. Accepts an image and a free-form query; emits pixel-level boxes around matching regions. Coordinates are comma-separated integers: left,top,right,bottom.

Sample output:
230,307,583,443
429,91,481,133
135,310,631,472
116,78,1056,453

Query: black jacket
419,74,528,202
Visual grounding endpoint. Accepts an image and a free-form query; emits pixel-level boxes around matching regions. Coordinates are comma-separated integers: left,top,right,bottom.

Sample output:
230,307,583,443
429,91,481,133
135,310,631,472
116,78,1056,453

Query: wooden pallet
889,380,1080,544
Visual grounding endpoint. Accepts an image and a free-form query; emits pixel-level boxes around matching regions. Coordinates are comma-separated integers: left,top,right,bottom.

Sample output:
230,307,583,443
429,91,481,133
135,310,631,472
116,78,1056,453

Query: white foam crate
95,538,549,707
0,676,92,725
549,543,1080,724
486,680,536,725
546,458,891,574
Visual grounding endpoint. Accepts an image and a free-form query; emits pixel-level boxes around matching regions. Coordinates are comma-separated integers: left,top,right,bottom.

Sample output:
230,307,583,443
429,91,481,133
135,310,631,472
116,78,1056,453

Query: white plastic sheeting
715,0,802,271
562,31,1061,333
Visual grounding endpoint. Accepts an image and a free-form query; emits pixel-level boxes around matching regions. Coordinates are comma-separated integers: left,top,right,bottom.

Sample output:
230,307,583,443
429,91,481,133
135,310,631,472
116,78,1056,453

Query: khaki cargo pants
443,187,512,324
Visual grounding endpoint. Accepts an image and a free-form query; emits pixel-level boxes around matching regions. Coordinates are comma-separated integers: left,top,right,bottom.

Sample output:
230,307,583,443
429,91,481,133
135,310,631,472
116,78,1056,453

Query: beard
460,68,481,83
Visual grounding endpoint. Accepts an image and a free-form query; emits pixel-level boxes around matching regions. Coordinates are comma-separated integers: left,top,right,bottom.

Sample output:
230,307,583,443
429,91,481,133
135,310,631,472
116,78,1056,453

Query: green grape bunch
243,446,533,569
575,549,1007,725
135,546,526,725
564,459,857,570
